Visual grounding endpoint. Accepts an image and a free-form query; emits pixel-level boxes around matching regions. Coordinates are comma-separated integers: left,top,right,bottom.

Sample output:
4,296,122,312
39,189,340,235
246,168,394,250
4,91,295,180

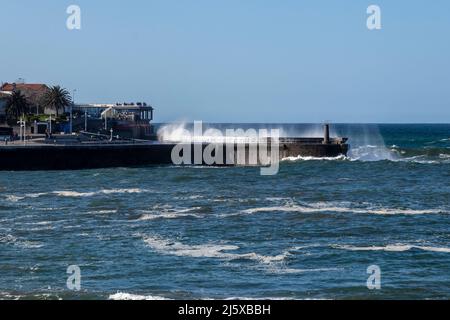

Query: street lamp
17,115,26,145
46,114,53,136
84,108,88,132
71,89,77,134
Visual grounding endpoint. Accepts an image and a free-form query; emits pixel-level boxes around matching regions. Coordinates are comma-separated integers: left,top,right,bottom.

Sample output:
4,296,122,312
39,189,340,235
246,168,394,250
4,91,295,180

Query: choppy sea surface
1,124,449,300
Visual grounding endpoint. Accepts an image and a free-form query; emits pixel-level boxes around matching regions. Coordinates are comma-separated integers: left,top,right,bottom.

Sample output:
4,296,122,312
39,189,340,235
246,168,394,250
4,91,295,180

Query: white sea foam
144,236,335,275
267,267,340,274
242,205,319,214
0,234,17,244
333,244,450,253
282,155,347,162
5,195,25,202
281,143,445,164
54,188,149,197
19,241,44,249
174,195,204,200
53,191,97,197
348,145,398,162
109,292,170,300
138,213,201,221
136,206,204,221
345,147,450,164
266,197,291,202
25,192,49,198
398,156,439,164
87,210,118,214
365,207,444,215
241,202,446,216
0,234,43,248
6,188,152,201
142,236,290,264
109,292,300,300
21,222,54,232
223,296,296,300
0,292,22,300
101,188,148,194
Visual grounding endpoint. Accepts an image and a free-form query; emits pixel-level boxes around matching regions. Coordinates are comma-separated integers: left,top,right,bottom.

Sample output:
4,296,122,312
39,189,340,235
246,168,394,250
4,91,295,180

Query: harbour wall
0,141,348,171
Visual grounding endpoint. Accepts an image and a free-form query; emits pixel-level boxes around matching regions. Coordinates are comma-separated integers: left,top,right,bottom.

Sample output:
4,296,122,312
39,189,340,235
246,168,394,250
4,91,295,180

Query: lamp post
47,114,53,135
84,109,88,132
17,119,22,143
17,116,25,145
71,89,77,134
23,116,26,145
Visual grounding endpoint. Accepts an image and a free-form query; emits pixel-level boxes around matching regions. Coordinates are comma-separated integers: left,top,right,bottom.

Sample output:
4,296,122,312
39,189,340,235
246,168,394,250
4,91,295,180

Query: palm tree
5,90,29,123
40,85,72,117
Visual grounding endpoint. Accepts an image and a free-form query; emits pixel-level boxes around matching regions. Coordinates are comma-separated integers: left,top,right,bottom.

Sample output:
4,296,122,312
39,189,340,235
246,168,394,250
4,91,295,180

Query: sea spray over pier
159,123,450,163
158,122,286,143
157,123,430,162
339,124,398,161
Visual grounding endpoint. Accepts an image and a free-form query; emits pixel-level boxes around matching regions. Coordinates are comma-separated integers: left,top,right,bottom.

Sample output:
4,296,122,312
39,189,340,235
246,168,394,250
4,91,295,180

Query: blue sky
0,0,449,123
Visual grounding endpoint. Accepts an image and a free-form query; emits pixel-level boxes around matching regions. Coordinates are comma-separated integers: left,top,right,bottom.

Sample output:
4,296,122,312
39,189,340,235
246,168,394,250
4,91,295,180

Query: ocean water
0,124,449,300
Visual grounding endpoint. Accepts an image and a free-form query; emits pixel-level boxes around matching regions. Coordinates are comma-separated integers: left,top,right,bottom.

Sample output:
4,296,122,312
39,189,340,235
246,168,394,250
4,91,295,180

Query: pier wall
0,141,348,171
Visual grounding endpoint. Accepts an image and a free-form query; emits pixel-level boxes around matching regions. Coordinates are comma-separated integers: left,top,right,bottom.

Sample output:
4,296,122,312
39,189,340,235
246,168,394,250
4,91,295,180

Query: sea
0,123,449,300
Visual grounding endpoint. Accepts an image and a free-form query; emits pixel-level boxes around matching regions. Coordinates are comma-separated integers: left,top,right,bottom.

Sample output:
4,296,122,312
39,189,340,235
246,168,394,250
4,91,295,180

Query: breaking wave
282,155,348,162
241,201,447,216
136,206,204,221
54,188,150,197
286,145,450,164
333,244,450,253
0,234,43,249
109,292,170,300
346,143,450,164
348,145,398,162
389,146,450,164
280,145,449,164
86,210,118,215
5,195,25,202
4,188,151,202
108,292,308,300
142,235,290,264
141,235,340,275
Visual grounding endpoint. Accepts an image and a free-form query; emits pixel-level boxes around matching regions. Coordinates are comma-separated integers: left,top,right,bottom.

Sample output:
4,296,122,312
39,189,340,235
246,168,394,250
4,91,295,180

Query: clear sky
0,0,449,123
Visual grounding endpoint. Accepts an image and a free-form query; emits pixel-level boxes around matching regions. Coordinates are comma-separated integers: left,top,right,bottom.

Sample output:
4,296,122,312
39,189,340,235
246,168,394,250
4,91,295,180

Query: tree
5,90,29,122
40,85,72,117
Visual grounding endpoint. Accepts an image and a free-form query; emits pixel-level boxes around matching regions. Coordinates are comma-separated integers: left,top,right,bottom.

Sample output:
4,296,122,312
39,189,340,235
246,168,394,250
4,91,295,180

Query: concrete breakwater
0,124,347,170
0,138,348,171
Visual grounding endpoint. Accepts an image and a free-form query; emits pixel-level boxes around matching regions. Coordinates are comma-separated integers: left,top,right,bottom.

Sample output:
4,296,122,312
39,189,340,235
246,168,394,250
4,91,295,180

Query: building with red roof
0,82,49,115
